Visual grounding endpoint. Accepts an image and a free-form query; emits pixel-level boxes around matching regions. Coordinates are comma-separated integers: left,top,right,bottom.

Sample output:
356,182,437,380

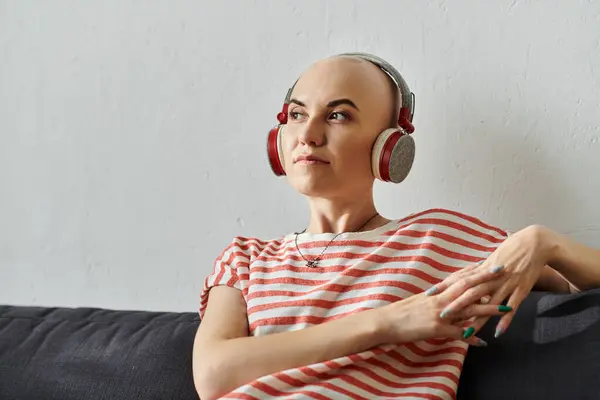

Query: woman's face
281,56,396,199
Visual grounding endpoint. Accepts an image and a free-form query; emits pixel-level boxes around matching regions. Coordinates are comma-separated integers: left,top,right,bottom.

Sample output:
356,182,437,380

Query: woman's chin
287,176,337,198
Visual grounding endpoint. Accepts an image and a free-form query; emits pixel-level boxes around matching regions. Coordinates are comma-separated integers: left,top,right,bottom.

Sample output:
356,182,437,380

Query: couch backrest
2,289,600,400
0,306,200,400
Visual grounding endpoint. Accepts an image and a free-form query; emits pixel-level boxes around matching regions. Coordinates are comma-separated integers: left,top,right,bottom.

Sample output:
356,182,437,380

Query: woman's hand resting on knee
375,261,511,347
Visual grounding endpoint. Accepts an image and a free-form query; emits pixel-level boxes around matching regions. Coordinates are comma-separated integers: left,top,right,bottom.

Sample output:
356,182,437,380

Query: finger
436,324,488,347
464,336,488,347
425,261,483,295
440,281,497,317
426,261,482,295
494,287,529,337
427,263,491,297
465,315,492,339
468,282,513,335
447,303,514,321
440,270,506,314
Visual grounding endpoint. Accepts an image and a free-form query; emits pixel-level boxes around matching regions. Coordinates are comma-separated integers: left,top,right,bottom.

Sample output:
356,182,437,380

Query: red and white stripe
199,208,508,399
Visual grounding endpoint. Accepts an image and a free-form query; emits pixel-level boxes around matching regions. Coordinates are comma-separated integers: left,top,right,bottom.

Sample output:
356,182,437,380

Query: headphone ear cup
267,125,286,176
371,128,415,183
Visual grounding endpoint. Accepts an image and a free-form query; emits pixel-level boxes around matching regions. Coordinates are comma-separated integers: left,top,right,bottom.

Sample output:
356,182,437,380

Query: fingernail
498,305,513,312
440,308,451,318
494,326,504,338
463,327,475,339
477,261,484,265
476,338,488,347
491,264,505,273
425,285,438,296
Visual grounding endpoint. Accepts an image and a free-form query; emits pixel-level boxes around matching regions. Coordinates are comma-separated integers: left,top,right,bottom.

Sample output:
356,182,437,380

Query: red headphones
267,52,416,183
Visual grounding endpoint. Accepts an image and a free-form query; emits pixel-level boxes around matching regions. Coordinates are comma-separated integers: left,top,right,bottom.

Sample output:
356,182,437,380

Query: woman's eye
330,112,349,121
289,111,302,120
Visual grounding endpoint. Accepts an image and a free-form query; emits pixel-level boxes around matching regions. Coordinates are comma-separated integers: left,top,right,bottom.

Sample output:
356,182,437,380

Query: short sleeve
198,238,248,319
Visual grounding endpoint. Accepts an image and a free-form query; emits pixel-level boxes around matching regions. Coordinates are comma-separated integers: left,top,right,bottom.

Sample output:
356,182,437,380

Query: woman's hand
376,262,513,347
429,225,554,338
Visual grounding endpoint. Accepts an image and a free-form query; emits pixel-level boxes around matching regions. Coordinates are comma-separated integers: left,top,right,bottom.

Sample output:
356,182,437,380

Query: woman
192,53,600,400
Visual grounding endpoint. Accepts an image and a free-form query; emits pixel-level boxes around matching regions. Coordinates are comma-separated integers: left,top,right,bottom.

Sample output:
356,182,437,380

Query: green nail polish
463,327,475,339
498,305,513,312
440,309,450,318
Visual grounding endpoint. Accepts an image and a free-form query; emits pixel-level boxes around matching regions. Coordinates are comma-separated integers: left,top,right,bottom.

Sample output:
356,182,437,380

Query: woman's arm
192,265,505,400
534,265,571,293
540,225,600,291
192,286,384,400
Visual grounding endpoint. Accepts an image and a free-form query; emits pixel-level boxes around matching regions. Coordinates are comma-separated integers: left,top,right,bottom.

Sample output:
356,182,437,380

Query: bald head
291,55,400,129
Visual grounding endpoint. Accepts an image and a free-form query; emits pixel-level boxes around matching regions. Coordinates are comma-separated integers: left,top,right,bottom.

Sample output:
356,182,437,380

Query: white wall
1,1,599,313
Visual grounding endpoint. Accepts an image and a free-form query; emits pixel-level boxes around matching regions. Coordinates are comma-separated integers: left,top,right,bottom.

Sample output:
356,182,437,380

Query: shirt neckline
284,218,402,242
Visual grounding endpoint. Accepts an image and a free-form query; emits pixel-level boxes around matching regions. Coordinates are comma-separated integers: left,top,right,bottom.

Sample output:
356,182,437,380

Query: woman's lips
295,154,329,164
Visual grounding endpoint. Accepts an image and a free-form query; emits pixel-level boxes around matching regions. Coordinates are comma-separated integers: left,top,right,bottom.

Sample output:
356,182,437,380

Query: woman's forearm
194,307,385,400
541,225,600,291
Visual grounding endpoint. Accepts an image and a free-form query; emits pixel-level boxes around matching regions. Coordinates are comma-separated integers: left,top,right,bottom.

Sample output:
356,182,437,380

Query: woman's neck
304,196,390,234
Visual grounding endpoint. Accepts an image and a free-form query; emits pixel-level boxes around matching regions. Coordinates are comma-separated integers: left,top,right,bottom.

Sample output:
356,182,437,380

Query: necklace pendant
306,260,319,268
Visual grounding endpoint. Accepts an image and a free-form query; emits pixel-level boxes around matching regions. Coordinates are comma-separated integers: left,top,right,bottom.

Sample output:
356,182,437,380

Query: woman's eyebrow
327,98,360,111
289,98,360,111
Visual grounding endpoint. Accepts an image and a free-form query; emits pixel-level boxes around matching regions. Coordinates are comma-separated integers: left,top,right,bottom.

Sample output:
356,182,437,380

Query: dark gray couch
1,289,599,399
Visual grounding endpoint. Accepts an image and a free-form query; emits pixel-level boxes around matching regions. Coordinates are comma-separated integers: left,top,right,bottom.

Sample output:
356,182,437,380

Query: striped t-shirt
198,208,509,399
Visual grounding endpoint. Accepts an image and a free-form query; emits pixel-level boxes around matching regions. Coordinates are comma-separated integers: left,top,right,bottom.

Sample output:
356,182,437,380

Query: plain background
1,1,599,312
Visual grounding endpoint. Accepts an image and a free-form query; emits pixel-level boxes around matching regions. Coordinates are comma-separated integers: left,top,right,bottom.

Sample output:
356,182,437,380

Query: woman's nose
297,118,325,147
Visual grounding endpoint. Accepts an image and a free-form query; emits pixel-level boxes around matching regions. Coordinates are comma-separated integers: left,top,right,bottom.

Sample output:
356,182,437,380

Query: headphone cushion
267,125,286,176
371,128,415,183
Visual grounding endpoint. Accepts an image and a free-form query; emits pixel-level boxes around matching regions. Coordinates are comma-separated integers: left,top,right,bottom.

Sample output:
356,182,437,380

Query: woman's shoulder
214,233,291,261
391,207,509,238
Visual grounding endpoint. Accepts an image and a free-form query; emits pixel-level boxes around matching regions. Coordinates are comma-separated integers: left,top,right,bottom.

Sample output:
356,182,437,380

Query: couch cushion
458,288,600,400
0,306,200,400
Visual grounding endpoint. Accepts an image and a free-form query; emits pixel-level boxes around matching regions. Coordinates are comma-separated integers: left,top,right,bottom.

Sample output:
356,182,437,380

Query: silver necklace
294,212,380,268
